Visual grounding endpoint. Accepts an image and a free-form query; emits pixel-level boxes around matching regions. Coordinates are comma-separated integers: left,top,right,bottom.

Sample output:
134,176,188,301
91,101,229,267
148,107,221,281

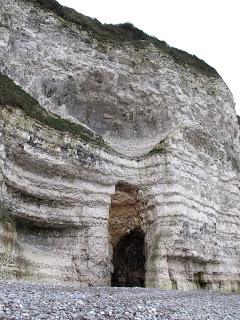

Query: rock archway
109,182,146,287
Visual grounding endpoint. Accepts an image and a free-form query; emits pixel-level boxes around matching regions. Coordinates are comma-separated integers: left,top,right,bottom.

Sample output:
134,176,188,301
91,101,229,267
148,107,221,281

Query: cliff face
0,0,239,290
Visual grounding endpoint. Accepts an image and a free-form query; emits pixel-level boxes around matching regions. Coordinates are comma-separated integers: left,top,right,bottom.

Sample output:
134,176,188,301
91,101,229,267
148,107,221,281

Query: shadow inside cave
111,228,146,287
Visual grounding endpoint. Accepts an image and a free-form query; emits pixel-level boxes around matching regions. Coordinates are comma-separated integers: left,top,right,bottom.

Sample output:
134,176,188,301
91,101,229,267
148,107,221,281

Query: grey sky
58,0,240,115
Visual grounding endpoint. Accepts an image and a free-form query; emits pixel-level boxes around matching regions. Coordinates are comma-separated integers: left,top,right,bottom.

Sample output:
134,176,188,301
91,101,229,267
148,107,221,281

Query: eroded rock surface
0,0,239,291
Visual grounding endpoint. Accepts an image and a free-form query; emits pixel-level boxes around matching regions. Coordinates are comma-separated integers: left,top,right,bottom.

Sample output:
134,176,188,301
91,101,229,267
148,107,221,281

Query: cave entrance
109,182,146,287
111,228,145,287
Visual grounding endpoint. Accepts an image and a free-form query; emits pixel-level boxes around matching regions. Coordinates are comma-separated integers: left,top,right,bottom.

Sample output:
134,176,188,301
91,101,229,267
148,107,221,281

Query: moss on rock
0,73,109,149
148,141,167,156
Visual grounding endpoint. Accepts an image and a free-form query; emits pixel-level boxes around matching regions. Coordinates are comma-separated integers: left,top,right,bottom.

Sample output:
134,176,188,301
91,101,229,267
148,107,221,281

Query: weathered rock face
0,0,239,291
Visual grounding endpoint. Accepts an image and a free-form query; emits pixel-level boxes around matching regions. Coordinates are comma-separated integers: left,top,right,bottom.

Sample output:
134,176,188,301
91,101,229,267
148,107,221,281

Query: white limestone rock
0,0,239,291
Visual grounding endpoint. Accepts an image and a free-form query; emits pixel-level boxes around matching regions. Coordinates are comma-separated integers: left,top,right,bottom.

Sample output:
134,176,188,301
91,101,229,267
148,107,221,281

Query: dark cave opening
194,272,207,289
111,229,146,287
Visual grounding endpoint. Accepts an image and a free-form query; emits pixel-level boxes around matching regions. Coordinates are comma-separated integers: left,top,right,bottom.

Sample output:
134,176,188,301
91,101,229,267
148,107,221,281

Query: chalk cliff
0,0,239,290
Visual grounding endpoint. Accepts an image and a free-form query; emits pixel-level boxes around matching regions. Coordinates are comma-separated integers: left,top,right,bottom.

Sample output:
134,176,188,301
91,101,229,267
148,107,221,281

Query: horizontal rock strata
0,0,239,291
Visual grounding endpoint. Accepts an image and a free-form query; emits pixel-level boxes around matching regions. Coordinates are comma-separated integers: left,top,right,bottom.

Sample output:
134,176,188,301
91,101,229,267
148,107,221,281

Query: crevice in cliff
109,182,146,287
111,228,145,287
193,271,207,289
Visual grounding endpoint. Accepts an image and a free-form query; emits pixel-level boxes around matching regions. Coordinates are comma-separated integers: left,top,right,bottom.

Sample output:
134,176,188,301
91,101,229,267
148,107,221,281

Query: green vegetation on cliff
0,73,109,148
148,141,167,156
28,0,219,78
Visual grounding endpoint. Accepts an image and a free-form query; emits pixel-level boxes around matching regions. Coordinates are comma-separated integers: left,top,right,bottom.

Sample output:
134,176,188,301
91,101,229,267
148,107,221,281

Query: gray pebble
0,281,239,319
